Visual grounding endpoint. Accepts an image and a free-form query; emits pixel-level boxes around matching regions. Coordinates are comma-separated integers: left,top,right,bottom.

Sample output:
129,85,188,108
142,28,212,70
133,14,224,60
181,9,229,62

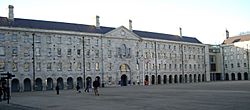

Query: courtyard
1,81,250,110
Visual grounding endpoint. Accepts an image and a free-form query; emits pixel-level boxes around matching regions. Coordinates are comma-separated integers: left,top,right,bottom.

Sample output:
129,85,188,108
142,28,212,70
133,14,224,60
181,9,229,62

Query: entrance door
23,78,31,92
121,74,127,86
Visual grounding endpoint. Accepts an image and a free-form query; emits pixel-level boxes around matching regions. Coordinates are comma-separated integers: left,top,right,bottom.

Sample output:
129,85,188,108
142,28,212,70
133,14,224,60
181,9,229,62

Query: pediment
104,26,141,40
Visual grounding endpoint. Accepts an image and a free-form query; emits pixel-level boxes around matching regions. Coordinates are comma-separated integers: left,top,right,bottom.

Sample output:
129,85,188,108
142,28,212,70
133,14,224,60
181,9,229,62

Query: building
208,45,223,81
0,5,209,92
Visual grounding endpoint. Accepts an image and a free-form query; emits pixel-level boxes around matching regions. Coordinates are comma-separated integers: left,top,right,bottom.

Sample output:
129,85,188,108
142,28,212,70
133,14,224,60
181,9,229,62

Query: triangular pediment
104,26,141,40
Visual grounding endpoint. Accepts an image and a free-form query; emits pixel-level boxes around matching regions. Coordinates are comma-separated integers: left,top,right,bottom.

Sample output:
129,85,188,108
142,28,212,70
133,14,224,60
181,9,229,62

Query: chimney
96,15,100,29
8,5,14,21
179,27,182,38
129,19,132,31
226,29,229,39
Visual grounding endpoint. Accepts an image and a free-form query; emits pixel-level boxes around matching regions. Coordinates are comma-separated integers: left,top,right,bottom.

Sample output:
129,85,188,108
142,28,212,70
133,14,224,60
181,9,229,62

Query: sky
0,0,249,44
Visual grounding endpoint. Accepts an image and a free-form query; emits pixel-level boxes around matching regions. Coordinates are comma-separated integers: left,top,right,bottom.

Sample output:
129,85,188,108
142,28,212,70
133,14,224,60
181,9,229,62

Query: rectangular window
108,50,112,58
47,48,52,57
24,62,30,72
57,48,61,56
169,64,172,70
36,62,41,71
109,63,112,71
95,50,99,58
174,64,177,69
0,61,5,72
225,64,228,68
86,49,90,58
136,63,139,70
12,47,18,56
145,43,147,48
96,39,99,46
46,36,52,44
231,64,234,68
107,40,111,46
24,48,30,57
164,64,167,70
67,49,72,56
12,62,18,72
95,62,99,71
85,39,90,46
87,62,91,71
35,35,41,43
77,38,81,44
11,34,18,42
244,63,247,67
35,48,41,56
152,64,155,70
0,33,5,41
77,49,81,56
0,46,5,56
244,54,247,59
189,64,192,69
237,63,240,67
47,62,52,71
68,62,72,71
77,62,82,71
158,64,161,70
58,62,62,71
67,37,72,44
57,36,62,44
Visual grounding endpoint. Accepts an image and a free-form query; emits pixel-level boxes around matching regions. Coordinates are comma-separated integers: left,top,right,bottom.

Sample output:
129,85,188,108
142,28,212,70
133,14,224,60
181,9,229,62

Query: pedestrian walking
56,85,59,95
84,79,91,93
93,78,100,96
76,83,81,93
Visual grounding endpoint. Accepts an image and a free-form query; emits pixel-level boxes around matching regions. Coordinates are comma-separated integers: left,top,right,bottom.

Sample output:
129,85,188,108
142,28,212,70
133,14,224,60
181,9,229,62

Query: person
2,85,7,100
0,86,3,102
56,85,59,95
84,79,90,93
93,78,100,96
76,83,81,93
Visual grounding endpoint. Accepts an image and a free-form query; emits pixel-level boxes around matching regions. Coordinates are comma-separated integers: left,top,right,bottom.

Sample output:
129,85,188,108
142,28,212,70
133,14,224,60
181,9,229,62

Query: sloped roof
223,34,250,44
0,17,202,44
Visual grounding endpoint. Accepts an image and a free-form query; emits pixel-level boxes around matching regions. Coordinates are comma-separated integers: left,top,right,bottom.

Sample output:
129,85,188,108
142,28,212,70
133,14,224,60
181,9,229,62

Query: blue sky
0,0,249,44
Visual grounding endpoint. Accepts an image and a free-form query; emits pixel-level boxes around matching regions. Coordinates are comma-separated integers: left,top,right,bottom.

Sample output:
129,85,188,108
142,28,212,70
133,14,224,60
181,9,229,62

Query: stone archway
231,73,235,80
244,72,248,80
151,75,155,85
169,75,172,84
198,74,201,82
174,75,178,83
57,77,64,90
121,74,128,86
86,77,92,87
144,75,149,85
202,74,205,82
185,74,188,83
163,75,167,84
157,75,161,84
77,77,83,88
11,79,20,92
46,78,53,90
237,73,242,80
35,78,43,91
189,74,192,83
67,77,74,89
194,74,197,82
225,73,229,80
179,75,183,83
23,78,31,92
96,76,101,86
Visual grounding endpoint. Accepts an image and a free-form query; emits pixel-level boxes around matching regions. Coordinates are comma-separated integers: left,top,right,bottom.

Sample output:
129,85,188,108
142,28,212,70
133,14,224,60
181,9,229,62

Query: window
35,35,41,43
225,64,228,68
244,63,247,67
185,64,187,69
0,61,5,72
152,64,155,70
77,49,81,56
35,48,41,56
86,49,90,57
189,64,192,69
96,39,99,46
95,62,99,71
95,50,99,58
11,34,18,42
87,62,91,71
174,64,177,69
107,40,111,46
0,46,5,56
237,55,240,59
244,54,247,59
46,36,52,44
58,62,62,71
231,63,234,68
57,36,62,44
136,63,139,70
164,64,167,70
68,62,72,71
158,64,161,70
77,38,82,44
57,48,61,56
151,52,154,58
194,64,196,70
36,62,41,71
12,47,18,56
67,37,72,44
173,45,176,51
109,63,112,71
224,56,227,60
189,55,191,59
145,43,148,48
24,62,30,72
77,62,82,70
67,49,72,56
0,33,5,41
12,62,18,72
24,48,30,57
145,63,148,70
230,56,233,60
108,50,112,58
47,48,52,57
169,64,172,69
86,39,90,46
47,62,52,71
237,63,240,67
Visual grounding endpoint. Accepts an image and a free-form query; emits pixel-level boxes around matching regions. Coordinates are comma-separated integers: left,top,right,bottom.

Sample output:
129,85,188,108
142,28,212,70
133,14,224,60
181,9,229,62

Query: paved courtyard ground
1,81,250,110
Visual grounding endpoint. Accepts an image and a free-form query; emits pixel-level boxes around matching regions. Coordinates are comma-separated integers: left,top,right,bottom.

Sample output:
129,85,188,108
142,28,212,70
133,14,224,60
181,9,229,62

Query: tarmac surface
1,81,250,110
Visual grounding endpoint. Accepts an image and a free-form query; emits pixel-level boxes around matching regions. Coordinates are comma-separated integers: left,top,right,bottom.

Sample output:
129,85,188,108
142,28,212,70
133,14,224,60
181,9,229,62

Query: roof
0,17,202,44
222,34,250,44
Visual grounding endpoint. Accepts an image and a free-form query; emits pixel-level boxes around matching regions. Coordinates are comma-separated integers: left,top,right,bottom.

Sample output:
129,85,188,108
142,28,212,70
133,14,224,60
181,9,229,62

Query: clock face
121,30,125,36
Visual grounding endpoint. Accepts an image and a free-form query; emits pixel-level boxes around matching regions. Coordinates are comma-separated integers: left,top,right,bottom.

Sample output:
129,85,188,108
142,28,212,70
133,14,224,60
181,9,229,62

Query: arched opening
11,79,20,92
86,77,92,87
121,74,128,86
179,75,183,83
202,74,205,82
231,73,235,80
46,78,53,90
163,75,167,84
35,78,43,91
151,75,155,85
174,75,178,83
23,78,31,92
194,74,197,82
67,77,74,89
77,77,83,88
144,75,149,85
184,74,188,83
198,74,201,82
57,77,64,90
189,74,192,83
225,73,229,80
169,75,172,84
157,75,161,84
244,72,248,80
237,73,242,80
